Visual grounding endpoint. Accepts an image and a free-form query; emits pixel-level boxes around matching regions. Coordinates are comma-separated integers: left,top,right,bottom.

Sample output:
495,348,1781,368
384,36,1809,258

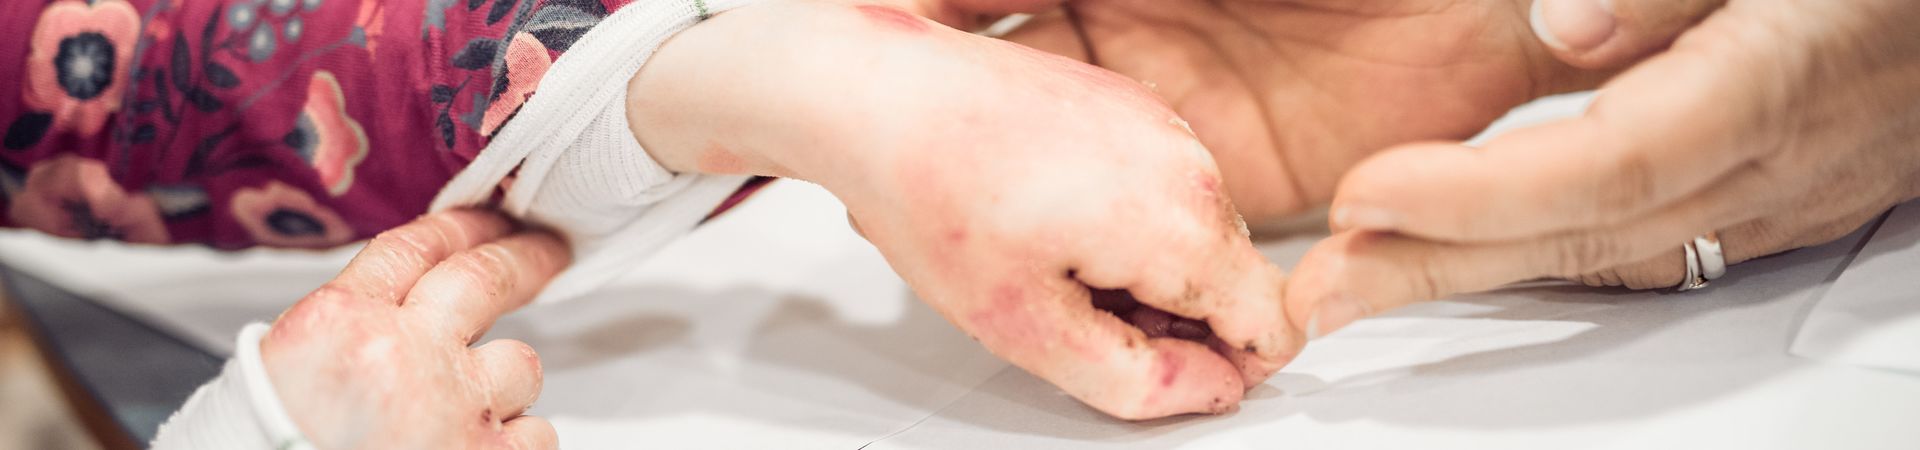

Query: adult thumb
1530,0,1727,69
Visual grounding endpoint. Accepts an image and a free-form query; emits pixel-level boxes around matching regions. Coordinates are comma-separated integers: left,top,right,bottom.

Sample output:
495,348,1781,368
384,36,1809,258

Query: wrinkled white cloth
432,0,765,304
151,2,762,446
151,323,311,450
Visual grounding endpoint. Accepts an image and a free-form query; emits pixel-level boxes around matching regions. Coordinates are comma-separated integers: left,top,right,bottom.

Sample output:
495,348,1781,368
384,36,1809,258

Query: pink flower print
479,32,553,136
23,0,141,137
7,155,169,244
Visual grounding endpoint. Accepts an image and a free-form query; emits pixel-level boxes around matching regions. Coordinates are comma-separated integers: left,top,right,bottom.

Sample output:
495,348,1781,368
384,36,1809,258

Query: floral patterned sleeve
1,0,763,249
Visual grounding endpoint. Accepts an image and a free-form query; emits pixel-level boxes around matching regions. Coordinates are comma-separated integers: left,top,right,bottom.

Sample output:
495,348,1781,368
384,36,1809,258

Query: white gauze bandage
432,0,763,303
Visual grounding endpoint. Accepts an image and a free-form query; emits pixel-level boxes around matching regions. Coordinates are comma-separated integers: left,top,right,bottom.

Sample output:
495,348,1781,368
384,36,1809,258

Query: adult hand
628,1,1297,419
260,209,571,449
1289,0,1920,337
982,0,1608,223
1528,0,1724,69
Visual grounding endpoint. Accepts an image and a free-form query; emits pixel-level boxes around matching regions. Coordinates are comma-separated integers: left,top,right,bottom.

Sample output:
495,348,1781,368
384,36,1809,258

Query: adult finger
406,231,572,341
1331,32,1772,242
1294,169,1778,337
1579,204,1893,289
501,416,558,450
1531,0,1728,69
958,275,1245,419
473,339,543,420
330,209,515,304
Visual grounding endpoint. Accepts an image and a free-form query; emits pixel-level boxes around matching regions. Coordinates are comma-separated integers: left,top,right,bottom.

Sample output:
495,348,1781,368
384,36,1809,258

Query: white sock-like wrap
432,0,764,303
151,323,311,450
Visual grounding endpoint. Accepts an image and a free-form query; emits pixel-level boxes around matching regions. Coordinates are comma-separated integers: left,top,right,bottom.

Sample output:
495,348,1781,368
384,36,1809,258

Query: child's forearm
623,0,1303,421
624,1,977,190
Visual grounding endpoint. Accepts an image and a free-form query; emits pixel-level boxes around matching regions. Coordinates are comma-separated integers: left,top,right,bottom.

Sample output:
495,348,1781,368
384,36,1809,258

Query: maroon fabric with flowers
0,0,762,250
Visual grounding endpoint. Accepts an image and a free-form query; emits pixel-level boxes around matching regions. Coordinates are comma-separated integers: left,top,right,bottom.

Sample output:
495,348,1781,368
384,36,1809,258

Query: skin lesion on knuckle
297,283,374,315
1181,170,1248,238
450,246,521,287
496,339,544,374
1172,279,1208,312
349,331,388,354
522,344,544,380
850,4,931,34
369,228,442,259
357,241,436,276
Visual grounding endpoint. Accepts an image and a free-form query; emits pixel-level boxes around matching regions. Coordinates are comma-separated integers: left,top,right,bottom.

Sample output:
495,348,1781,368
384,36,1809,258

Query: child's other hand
262,210,570,449
630,1,1299,419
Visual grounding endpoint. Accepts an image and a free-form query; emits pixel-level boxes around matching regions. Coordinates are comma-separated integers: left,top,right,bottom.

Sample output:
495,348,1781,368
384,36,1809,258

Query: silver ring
1694,232,1726,281
1676,232,1726,292
1678,240,1708,291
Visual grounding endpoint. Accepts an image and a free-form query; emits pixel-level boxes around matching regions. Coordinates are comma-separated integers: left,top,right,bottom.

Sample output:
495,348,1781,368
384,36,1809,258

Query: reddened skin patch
696,143,749,174
1159,350,1183,387
855,5,931,34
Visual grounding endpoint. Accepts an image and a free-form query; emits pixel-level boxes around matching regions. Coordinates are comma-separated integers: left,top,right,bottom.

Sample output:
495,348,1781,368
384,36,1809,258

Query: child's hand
262,210,570,449
628,1,1298,419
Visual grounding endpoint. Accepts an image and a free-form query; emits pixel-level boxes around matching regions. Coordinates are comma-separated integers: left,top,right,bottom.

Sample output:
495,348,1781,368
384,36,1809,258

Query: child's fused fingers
1106,253,1295,386
473,339,543,421
333,209,515,305
1064,184,1299,385
501,415,558,450
1192,254,1296,384
957,277,1245,419
405,231,573,342
1092,288,1290,386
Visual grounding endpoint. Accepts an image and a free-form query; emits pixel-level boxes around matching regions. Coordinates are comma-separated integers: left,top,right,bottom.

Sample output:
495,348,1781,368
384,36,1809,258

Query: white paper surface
1791,203,1920,373
865,224,1920,450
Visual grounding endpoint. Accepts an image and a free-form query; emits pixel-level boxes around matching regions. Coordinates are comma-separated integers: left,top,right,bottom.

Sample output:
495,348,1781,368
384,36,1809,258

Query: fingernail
1305,294,1370,340
1531,0,1616,52
1330,205,1400,231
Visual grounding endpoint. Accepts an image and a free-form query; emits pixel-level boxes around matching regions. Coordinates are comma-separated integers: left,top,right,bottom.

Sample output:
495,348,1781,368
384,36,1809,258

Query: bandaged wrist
432,0,764,303
150,323,311,450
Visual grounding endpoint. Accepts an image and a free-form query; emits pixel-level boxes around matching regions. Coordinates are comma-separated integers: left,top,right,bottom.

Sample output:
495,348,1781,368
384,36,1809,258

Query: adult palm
965,0,1604,223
